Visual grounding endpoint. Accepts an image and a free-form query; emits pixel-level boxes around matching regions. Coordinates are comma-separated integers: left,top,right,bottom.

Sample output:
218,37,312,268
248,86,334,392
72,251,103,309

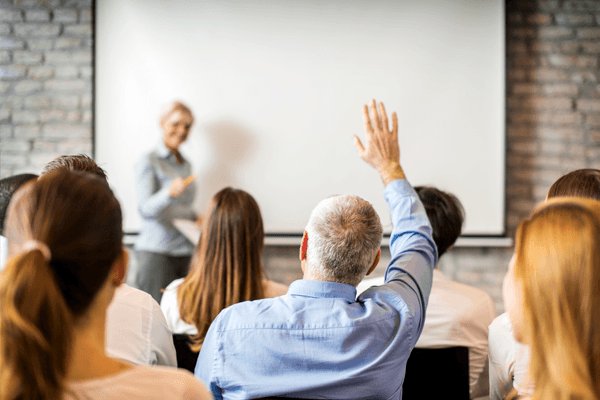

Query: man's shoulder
430,278,496,321
112,284,159,313
213,296,287,330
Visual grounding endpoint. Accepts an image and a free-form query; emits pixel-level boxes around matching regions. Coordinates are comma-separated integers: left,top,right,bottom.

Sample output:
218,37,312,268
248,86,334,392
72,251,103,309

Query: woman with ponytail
0,170,211,400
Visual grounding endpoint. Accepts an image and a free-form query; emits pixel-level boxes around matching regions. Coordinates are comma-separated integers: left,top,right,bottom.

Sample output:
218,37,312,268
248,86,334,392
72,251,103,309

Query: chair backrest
402,346,470,400
172,333,199,373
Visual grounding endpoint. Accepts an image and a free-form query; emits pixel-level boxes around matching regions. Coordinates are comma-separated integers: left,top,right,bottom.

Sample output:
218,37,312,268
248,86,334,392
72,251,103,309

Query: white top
488,313,535,400
106,284,177,367
357,269,497,398
65,365,212,399
0,235,8,271
161,277,289,335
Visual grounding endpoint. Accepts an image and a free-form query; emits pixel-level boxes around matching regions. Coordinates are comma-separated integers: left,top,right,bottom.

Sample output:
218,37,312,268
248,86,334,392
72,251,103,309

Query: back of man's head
0,174,38,234
414,186,464,260
41,154,108,182
547,169,600,201
305,195,383,287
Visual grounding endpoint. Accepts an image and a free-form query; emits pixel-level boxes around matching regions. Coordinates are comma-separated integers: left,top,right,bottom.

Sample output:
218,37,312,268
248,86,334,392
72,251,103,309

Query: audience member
0,174,38,271
502,197,600,400
0,170,211,399
41,154,177,367
40,153,109,180
357,186,497,398
489,168,600,400
160,187,287,344
135,101,198,303
195,100,437,399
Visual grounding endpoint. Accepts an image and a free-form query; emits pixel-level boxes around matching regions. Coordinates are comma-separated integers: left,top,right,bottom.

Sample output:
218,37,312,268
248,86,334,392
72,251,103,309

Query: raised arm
354,99,437,342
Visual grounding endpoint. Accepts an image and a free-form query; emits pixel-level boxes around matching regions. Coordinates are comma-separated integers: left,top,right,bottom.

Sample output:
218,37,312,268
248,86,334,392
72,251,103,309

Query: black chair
172,334,199,373
402,346,470,400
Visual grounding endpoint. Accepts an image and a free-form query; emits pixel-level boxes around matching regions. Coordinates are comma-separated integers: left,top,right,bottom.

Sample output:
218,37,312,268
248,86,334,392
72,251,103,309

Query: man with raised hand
195,100,437,400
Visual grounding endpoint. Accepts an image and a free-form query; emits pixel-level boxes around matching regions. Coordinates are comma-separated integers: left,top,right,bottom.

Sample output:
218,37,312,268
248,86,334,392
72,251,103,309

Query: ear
111,249,129,286
300,231,308,261
366,249,380,276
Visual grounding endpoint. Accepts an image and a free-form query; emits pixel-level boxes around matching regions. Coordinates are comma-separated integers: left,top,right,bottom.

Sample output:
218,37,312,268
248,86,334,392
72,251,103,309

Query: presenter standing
134,101,198,302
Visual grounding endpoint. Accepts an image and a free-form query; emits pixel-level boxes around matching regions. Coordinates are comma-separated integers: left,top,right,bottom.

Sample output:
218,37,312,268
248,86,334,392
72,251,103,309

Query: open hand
353,99,405,185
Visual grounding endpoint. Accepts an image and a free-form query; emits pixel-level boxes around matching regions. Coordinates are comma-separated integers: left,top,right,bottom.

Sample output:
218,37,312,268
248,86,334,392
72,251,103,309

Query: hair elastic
21,240,52,262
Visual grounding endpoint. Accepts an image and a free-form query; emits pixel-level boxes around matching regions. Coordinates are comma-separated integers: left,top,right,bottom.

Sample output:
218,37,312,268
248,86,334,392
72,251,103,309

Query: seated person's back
40,154,177,367
107,283,177,366
195,100,437,399
358,186,497,398
160,187,287,339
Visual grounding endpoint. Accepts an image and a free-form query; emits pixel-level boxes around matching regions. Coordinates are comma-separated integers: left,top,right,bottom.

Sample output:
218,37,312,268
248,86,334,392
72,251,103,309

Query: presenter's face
162,110,194,151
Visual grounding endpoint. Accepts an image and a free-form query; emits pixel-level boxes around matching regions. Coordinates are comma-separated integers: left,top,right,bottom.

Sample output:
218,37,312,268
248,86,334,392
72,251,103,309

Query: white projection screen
96,0,505,238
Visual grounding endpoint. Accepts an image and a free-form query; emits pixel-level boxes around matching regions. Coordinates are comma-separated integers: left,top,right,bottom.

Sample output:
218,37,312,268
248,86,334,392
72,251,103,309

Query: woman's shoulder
66,365,211,400
160,278,184,313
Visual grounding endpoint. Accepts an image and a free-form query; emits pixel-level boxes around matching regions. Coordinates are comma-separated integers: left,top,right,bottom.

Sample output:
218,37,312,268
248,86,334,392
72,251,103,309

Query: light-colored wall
0,0,92,177
4,0,600,314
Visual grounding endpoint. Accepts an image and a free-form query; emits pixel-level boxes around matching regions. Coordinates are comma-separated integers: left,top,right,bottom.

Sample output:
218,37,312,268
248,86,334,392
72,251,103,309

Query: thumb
353,135,365,156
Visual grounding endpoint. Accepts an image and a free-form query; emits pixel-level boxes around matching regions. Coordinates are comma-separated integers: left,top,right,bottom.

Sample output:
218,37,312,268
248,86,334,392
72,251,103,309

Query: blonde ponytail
0,249,73,400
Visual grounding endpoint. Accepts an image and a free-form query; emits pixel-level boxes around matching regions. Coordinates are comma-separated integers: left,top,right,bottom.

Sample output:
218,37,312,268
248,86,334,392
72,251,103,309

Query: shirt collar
288,279,357,302
157,141,173,159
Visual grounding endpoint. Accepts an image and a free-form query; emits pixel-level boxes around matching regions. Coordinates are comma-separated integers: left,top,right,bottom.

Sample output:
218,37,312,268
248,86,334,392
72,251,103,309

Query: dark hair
414,186,464,259
0,173,38,234
178,187,265,350
0,170,123,399
41,154,108,182
547,169,600,201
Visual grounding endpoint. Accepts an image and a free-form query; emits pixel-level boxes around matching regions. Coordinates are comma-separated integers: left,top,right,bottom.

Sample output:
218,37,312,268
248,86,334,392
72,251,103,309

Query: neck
67,310,108,380
66,286,131,382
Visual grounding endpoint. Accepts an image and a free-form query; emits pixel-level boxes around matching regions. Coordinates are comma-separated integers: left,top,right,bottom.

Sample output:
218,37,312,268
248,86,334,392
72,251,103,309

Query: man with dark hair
358,186,497,399
0,174,38,270
41,154,109,181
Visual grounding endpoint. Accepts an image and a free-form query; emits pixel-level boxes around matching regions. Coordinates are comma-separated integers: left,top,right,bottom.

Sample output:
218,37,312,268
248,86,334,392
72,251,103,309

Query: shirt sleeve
135,155,175,219
488,313,516,400
196,320,223,399
149,299,178,367
382,179,438,342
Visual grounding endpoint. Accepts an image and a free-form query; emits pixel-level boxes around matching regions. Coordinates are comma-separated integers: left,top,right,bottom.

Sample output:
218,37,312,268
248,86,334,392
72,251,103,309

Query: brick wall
0,0,92,178
3,0,600,313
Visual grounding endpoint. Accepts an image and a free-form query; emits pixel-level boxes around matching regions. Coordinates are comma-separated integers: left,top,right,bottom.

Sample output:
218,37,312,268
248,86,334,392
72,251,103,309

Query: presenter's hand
169,175,195,198
353,99,406,186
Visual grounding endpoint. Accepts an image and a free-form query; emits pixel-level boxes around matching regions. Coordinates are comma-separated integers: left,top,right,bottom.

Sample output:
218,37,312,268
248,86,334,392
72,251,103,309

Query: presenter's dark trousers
135,251,191,303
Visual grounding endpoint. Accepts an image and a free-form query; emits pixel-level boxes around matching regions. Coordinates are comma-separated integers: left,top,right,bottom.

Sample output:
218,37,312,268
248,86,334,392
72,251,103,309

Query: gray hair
305,194,383,286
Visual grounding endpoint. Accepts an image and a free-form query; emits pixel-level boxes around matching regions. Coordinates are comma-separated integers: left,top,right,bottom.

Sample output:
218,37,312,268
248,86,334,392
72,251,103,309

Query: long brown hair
513,197,600,400
0,170,123,400
178,187,265,350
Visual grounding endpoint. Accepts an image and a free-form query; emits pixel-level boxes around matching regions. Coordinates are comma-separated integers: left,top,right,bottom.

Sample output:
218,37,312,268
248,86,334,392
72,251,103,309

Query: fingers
391,112,398,135
370,99,382,131
378,102,389,132
183,175,196,186
353,135,365,156
362,104,374,134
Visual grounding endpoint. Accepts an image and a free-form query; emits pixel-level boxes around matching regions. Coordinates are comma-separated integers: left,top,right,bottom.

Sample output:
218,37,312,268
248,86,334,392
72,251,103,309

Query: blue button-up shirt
195,179,437,400
134,142,196,256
